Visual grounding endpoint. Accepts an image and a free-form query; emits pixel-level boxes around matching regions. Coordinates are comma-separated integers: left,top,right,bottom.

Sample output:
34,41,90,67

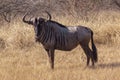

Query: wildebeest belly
55,32,79,51
55,43,79,51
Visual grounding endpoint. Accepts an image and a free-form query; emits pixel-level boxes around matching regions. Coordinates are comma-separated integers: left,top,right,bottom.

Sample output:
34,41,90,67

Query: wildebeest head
23,11,52,41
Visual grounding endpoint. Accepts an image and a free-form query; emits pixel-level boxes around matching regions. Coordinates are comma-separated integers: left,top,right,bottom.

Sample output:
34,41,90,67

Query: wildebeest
23,12,98,69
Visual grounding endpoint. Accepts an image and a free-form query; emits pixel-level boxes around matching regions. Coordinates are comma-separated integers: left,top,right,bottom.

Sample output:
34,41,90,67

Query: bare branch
114,0,120,8
2,12,11,23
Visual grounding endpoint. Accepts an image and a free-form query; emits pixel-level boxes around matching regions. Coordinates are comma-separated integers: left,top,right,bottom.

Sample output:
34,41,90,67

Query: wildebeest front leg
86,56,91,66
46,49,55,69
50,49,55,69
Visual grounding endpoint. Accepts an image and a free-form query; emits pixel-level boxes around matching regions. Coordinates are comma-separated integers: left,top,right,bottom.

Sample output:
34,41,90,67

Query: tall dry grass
0,10,120,80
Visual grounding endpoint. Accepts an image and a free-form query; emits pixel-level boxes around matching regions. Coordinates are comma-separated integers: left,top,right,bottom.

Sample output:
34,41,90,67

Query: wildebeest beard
34,22,44,42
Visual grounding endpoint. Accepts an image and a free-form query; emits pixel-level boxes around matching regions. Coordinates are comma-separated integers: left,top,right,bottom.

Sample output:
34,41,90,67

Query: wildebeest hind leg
88,48,95,66
80,43,91,66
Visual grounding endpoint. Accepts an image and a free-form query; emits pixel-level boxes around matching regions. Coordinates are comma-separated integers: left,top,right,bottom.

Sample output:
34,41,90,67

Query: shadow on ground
98,62,120,68
55,62,120,70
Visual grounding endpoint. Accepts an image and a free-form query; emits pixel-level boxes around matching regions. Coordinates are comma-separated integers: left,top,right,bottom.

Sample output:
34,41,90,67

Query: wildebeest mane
48,20,67,28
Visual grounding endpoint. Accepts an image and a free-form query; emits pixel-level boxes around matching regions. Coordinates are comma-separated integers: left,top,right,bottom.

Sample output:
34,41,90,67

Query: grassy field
0,10,120,80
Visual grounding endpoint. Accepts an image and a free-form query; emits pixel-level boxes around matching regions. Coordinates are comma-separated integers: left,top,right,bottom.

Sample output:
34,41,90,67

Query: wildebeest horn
23,12,33,25
45,11,51,20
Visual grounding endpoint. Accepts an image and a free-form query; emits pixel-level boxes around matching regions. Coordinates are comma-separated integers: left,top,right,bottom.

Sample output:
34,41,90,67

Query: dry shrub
0,26,8,50
0,38,6,50
6,22,36,49
84,10,120,45
95,25,120,45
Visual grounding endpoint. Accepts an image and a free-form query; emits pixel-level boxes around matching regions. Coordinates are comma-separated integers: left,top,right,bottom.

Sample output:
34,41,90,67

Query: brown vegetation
0,0,120,80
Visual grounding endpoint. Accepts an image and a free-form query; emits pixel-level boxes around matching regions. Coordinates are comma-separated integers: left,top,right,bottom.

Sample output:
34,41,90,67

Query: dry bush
91,11,120,45
0,22,36,50
95,25,120,45
0,38,6,50
7,24,35,49
0,0,120,23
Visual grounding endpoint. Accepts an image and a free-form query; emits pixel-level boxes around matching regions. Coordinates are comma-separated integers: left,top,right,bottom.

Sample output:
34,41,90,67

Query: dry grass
0,10,120,80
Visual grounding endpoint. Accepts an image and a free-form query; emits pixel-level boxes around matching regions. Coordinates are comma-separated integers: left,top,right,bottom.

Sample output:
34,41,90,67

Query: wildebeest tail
91,31,98,62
